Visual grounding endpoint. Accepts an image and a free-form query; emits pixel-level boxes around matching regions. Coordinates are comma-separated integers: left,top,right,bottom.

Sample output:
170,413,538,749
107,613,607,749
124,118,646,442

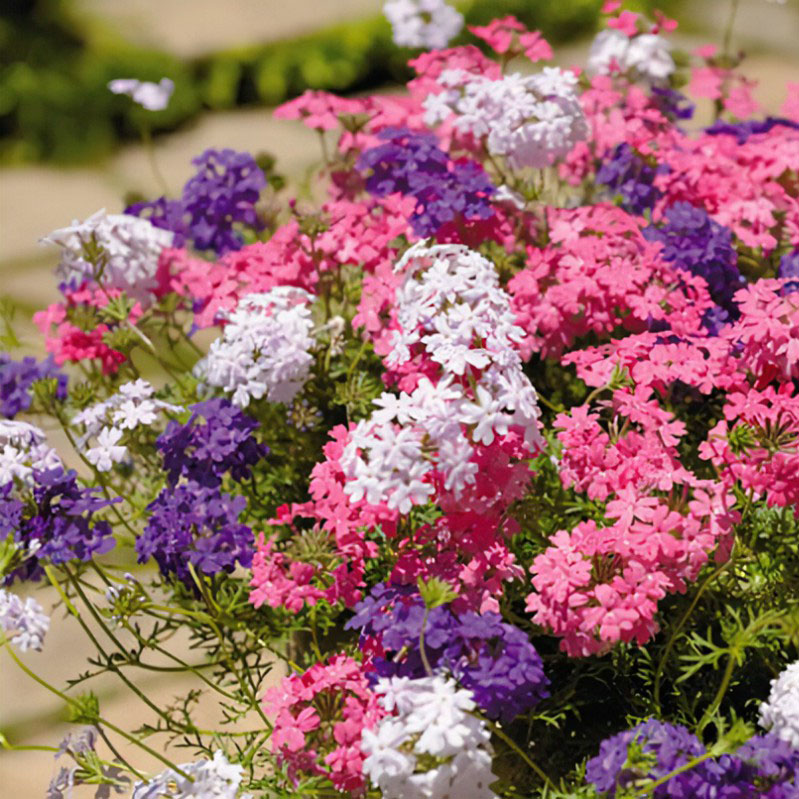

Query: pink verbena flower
33,286,143,375
468,16,553,62
262,655,385,794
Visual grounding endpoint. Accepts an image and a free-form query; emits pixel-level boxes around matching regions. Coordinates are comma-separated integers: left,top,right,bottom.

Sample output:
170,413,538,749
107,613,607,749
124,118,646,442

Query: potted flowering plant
3,2,799,797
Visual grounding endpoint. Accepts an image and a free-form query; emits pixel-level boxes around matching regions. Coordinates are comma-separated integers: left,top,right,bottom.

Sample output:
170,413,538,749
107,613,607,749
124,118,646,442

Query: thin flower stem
652,557,734,712
486,720,555,790
50,567,183,732
418,608,433,677
96,726,146,781
139,122,170,197
0,634,190,780
641,750,716,796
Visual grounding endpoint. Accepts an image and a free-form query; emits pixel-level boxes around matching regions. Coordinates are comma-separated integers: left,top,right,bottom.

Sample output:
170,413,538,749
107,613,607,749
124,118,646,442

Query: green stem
52,567,181,731
653,557,734,712
418,608,433,677
642,750,716,796
140,122,170,197
487,720,555,790
697,648,739,735
1,634,190,779
722,0,741,58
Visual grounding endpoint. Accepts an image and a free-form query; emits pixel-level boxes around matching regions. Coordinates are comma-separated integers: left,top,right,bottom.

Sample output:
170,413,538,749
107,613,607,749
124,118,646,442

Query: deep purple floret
136,480,253,583
644,202,746,327
358,127,496,237
586,723,799,799
125,196,189,247
596,143,663,215
778,250,799,295
705,116,799,144
586,719,705,798
156,399,268,488
347,585,549,723
0,354,67,419
651,86,695,121
5,468,117,583
182,148,267,255
127,148,267,256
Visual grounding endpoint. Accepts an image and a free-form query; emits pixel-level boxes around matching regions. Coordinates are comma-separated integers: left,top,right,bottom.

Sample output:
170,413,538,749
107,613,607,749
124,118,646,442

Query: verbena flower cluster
0,353,67,419
5,3,799,798
127,147,267,255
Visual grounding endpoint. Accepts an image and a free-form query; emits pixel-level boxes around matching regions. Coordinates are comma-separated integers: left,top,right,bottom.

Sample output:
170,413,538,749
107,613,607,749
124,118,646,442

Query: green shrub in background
1,0,673,165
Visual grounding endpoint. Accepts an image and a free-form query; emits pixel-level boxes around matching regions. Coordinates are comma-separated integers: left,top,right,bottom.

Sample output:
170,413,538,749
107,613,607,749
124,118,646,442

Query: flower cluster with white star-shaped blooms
73,380,181,473
425,67,589,171
587,28,675,84
341,243,543,513
41,209,174,305
759,660,799,747
194,287,316,408
362,675,497,799
0,420,62,488
131,750,252,799
383,0,464,51
0,588,49,651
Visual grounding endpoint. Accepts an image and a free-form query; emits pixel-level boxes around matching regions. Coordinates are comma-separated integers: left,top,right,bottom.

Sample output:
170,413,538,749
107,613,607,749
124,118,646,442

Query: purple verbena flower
5,468,117,583
651,86,695,121
596,143,663,215
705,116,799,144
126,148,266,256
125,196,189,248
182,148,267,255
586,722,799,799
644,202,746,328
0,354,67,419
136,480,253,583
358,127,495,237
586,719,705,798
778,250,799,295
156,399,267,488
347,584,549,723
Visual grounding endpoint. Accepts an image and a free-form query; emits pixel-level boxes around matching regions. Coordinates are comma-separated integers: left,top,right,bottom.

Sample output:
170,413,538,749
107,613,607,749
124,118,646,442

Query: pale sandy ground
1,1,799,796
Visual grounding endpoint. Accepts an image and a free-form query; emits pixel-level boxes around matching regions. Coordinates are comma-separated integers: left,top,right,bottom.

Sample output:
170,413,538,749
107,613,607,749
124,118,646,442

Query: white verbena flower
41,209,173,305
362,676,497,799
426,68,588,171
384,0,463,51
0,588,49,651
194,287,315,408
759,660,799,747
0,420,62,488
342,243,543,511
108,77,174,111
132,751,251,799
74,380,180,440
587,29,675,84
86,427,127,473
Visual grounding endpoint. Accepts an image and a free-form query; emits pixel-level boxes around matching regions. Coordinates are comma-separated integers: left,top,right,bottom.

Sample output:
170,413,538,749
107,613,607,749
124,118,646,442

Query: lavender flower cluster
0,353,67,419
127,147,267,255
644,202,746,327
348,583,549,723
358,127,496,237
137,399,266,584
587,719,799,798
2,468,117,583
137,482,253,583
156,399,268,488
596,143,663,215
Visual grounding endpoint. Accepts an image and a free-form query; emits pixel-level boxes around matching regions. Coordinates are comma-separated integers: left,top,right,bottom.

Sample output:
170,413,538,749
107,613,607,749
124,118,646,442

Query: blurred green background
2,0,671,165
